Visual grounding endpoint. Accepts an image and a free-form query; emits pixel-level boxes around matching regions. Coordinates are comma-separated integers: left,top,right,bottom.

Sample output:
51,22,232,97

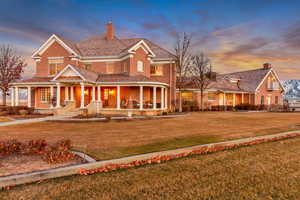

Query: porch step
57,109,81,118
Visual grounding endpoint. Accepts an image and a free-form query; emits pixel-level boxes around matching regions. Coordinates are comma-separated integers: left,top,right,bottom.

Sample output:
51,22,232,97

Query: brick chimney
263,63,272,69
106,22,114,40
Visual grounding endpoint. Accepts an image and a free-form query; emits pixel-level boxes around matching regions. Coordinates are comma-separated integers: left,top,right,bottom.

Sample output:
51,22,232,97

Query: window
137,60,144,72
83,63,91,71
123,62,128,72
48,58,64,75
208,92,216,101
40,88,50,102
150,65,163,75
182,92,193,101
106,62,115,73
275,96,279,104
261,96,264,105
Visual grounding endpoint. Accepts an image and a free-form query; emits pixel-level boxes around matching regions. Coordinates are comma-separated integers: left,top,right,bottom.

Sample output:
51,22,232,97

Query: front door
266,96,271,105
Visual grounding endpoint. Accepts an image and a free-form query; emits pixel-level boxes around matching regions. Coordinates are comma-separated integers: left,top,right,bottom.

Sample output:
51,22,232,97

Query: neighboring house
10,23,176,115
178,63,285,109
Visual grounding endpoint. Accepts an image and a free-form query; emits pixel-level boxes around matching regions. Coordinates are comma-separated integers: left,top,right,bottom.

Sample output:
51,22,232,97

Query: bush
0,106,34,115
0,139,75,164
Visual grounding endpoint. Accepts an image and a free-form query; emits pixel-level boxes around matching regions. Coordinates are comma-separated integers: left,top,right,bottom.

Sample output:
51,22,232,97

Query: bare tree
0,45,26,105
190,52,212,111
174,33,192,112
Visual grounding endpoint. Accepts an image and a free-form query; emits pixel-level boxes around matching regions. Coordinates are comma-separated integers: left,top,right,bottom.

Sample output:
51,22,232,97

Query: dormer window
137,60,144,72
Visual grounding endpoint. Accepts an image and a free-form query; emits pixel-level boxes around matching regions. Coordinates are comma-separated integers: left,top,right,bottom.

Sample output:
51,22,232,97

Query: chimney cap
263,63,272,69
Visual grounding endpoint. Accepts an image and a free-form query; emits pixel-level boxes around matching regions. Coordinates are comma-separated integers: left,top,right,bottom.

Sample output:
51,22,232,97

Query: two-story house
10,23,176,115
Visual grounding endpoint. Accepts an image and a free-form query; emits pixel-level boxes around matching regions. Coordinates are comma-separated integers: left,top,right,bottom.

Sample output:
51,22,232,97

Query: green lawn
2,136,300,199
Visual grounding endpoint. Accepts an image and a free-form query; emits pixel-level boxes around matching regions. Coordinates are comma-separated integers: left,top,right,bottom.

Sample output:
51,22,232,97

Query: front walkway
0,116,65,127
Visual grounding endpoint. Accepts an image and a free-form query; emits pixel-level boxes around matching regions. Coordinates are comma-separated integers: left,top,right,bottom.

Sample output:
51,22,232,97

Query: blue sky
1,0,300,79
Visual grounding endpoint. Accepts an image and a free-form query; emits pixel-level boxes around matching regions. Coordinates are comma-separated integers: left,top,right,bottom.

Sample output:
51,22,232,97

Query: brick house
178,63,285,109
10,23,176,115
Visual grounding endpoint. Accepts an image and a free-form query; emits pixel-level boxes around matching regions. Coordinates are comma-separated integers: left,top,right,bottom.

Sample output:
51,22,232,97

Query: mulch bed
0,154,84,177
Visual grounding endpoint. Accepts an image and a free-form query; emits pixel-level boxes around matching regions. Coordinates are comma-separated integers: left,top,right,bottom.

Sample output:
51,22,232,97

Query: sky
1,0,300,80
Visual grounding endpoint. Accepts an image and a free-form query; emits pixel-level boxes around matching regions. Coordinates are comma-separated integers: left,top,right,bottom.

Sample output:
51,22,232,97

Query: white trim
255,69,284,92
128,40,156,57
52,64,86,81
77,54,132,63
32,34,79,58
151,60,175,64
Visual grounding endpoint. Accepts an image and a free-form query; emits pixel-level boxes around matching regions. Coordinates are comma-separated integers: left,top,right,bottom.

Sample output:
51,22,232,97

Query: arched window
137,60,144,72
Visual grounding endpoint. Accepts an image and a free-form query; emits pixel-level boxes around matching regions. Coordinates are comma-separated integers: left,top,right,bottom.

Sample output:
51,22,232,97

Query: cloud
283,20,300,49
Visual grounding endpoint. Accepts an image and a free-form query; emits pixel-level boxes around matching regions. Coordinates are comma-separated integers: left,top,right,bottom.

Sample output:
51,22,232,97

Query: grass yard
2,133,300,199
0,112,299,160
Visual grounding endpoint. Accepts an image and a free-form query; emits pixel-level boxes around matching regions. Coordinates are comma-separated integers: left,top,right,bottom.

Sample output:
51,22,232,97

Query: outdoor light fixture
109,89,115,95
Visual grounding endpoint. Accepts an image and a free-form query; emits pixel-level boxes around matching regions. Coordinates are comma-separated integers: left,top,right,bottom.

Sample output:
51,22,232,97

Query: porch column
15,86,19,106
80,82,85,109
249,94,251,104
165,87,168,109
117,85,120,110
56,83,61,108
97,86,101,102
65,87,69,101
161,87,164,109
11,87,15,106
50,86,54,108
242,93,244,104
27,86,31,107
153,86,157,109
70,86,74,101
223,92,227,111
233,93,236,107
92,86,96,102
139,86,143,110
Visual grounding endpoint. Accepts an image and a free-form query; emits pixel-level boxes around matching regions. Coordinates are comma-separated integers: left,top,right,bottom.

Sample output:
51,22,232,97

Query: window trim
40,88,51,103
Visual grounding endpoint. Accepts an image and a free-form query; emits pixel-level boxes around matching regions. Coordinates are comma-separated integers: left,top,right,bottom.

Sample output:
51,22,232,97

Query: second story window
48,58,63,76
106,62,115,73
137,60,144,72
150,65,163,75
83,63,91,71
123,62,128,72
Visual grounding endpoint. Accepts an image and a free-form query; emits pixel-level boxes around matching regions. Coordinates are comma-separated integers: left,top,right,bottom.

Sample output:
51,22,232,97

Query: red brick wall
36,41,77,76
129,47,151,77
255,72,283,105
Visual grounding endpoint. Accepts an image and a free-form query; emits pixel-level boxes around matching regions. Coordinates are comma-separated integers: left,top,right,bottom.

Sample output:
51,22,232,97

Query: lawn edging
1,130,300,189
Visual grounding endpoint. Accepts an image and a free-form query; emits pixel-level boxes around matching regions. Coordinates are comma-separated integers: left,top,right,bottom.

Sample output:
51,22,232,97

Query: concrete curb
1,129,299,188
72,151,96,163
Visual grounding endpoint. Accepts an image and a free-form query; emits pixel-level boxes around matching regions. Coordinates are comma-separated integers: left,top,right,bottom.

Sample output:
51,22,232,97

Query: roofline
255,68,285,92
31,34,80,58
127,40,156,57
52,64,86,81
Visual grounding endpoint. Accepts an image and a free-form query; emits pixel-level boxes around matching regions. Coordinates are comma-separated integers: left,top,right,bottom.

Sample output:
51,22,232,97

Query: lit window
208,92,216,101
137,60,144,72
106,62,115,73
150,65,163,75
182,92,193,101
48,58,64,75
40,88,50,102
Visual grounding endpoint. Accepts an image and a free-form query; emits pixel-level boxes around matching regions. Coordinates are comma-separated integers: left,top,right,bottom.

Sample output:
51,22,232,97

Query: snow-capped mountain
282,80,300,100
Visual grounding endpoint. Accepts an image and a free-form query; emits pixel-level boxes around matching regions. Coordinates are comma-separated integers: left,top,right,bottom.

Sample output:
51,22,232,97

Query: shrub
0,139,75,164
0,106,34,115
19,109,29,116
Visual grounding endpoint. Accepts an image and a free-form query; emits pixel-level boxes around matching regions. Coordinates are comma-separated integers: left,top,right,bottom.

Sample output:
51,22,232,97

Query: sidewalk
0,116,64,127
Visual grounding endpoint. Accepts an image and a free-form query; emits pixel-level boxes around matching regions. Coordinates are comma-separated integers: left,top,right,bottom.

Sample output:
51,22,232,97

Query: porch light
84,90,89,95
109,89,115,95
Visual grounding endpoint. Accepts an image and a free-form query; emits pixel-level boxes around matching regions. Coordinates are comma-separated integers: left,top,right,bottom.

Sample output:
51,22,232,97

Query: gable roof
33,34,174,59
222,68,272,92
180,67,283,93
